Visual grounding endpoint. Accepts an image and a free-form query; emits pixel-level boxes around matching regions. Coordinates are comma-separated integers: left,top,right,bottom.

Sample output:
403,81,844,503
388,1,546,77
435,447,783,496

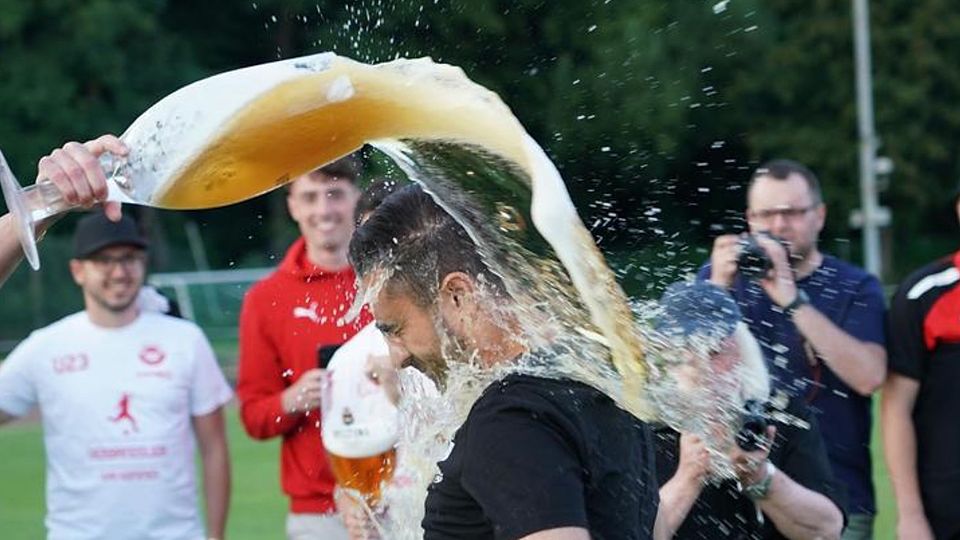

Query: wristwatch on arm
783,289,810,318
741,461,776,500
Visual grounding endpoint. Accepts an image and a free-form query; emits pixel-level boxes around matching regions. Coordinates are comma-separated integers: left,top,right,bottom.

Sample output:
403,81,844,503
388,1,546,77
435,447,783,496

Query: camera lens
737,399,769,451
737,236,773,281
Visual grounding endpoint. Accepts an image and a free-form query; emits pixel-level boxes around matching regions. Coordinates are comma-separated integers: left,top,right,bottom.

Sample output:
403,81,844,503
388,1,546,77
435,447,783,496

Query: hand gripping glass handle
0,149,131,270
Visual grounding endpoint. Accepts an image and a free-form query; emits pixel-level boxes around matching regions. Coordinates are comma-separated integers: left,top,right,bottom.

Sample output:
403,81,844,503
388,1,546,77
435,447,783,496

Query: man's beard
90,287,139,314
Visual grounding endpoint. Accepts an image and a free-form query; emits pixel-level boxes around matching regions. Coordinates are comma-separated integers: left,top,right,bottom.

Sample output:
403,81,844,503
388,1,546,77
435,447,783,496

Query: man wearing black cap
0,212,233,540
652,281,845,540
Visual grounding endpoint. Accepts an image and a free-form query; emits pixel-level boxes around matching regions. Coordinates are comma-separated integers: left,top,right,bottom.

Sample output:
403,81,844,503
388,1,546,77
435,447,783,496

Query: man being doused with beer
349,184,660,539
650,281,845,540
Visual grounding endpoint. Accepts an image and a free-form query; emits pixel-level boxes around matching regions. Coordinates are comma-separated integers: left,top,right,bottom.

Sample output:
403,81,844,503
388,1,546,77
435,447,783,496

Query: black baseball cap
656,281,741,344
72,212,148,259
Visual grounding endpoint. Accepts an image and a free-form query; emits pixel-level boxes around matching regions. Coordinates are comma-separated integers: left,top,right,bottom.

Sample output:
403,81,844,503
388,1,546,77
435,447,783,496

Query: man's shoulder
893,254,958,303
7,312,85,356
139,311,205,335
478,374,604,407
821,255,879,285
245,267,290,295
471,374,628,434
30,312,87,339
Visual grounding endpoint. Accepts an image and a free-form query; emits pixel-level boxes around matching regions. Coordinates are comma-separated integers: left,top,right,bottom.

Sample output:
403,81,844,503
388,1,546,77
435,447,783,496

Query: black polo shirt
888,250,960,539
422,373,659,540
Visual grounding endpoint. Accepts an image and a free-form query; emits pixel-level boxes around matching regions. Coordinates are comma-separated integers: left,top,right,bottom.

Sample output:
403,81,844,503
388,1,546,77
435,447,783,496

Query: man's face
70,245,147,313
371,281,450,384
287,172,359,254
655,335,743,429
746,174,825,259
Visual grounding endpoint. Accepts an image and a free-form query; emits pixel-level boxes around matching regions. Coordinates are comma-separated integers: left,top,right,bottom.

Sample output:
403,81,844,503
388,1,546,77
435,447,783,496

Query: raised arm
654,433,709,540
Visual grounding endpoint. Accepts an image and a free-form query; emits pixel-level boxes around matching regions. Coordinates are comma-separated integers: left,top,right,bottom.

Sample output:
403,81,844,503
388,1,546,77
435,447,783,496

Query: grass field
0,402,899,539
0,405,289,539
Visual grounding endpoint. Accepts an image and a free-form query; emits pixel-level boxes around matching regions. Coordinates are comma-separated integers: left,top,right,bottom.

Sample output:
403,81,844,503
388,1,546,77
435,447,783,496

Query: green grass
0,399,899,539
0,406,287,540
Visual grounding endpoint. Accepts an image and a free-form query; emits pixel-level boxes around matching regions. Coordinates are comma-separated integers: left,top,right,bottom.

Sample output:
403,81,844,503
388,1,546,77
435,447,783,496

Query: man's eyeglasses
85,252,147,271
747,204,819,222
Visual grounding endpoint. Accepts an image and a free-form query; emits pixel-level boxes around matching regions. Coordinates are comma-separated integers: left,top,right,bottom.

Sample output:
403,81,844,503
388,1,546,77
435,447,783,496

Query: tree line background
1,0,958,342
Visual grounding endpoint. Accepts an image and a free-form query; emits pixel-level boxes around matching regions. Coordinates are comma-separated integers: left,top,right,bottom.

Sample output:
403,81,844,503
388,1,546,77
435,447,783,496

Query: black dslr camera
736,399,770,452
736,232,789,281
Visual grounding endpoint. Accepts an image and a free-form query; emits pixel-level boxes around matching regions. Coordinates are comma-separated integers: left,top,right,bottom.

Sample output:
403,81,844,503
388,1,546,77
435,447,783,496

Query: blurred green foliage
1,0,958,341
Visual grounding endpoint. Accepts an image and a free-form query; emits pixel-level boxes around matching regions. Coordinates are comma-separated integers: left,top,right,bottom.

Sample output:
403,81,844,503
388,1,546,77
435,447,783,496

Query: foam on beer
119,53,531,209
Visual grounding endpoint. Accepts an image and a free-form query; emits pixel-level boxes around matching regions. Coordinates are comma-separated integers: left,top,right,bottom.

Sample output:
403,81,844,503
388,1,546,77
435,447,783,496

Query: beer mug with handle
321,324,399,507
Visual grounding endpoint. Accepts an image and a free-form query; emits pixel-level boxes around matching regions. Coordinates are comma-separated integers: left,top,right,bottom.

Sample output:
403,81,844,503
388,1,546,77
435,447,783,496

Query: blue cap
656,281,741,342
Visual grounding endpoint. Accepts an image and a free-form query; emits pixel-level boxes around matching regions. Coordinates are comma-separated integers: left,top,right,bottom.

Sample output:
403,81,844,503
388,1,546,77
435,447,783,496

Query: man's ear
814,202,827,234
439,272,476,308
438,272,477,332
68,259,85,287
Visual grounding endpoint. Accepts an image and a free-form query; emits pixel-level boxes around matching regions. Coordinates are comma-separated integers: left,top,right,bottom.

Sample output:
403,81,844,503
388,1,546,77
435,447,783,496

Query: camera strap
802,339,822,404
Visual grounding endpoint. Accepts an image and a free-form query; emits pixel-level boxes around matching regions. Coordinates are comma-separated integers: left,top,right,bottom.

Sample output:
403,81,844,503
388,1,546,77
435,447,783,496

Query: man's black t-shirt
654,397,846,540
422,373,659,540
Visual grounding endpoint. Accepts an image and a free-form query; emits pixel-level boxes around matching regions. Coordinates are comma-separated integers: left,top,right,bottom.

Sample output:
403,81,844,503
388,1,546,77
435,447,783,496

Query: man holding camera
653,281,844,540
699,160,887,539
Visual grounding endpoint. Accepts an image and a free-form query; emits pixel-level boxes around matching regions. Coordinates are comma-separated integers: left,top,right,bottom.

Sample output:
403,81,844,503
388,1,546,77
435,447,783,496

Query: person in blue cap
652,281,845,540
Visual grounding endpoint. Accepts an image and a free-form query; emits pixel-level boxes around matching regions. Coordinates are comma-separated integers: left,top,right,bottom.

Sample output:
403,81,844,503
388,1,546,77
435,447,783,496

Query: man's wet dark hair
349,184,501,306
750,159,823,204
355,178,399,223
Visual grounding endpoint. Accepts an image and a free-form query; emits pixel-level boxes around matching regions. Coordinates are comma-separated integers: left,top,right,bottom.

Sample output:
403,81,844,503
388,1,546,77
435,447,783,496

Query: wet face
287,172,359,255
371,281,450,384
70,245,147,314
746,174,825,260
654,335,743,431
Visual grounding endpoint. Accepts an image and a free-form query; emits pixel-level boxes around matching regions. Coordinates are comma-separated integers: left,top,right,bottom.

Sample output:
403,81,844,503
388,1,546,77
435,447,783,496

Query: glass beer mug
320,324,399,506
0,51,355,270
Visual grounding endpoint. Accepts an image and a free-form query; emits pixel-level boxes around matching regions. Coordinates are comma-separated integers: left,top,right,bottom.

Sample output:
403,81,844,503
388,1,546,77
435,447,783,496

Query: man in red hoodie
236,156,371,540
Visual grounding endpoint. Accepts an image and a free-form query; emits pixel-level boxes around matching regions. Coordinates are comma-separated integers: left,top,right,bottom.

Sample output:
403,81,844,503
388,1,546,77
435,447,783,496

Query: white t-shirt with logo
0,311,233,540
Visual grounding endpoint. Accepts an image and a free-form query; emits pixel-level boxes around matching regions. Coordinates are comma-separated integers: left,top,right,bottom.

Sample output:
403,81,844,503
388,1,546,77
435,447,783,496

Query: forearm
792,305,886,395
237,392,304,439
0,214,59,287
200,436,231,538
759,472,842,540
0,214,24,287
655,474,702,540
881,384,926,517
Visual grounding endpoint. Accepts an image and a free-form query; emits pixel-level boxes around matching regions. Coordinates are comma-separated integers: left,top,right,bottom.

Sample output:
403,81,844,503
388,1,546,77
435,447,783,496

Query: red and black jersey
888,250,960,538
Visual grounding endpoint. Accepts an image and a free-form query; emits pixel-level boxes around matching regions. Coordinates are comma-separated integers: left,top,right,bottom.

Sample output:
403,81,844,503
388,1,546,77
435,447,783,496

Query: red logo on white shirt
108,393,138,434
139,345,166,366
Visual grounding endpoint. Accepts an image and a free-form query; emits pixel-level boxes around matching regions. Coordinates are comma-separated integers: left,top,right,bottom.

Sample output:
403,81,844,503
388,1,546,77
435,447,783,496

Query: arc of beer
522,135,651,420
117,52,650,415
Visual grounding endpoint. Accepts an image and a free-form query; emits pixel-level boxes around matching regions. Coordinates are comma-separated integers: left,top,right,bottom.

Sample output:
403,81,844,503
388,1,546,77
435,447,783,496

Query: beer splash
107,51,647,414
96,52,651,536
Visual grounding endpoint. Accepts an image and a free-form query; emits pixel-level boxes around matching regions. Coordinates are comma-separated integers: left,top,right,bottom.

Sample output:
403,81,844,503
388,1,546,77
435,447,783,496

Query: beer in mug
321,324,399,504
